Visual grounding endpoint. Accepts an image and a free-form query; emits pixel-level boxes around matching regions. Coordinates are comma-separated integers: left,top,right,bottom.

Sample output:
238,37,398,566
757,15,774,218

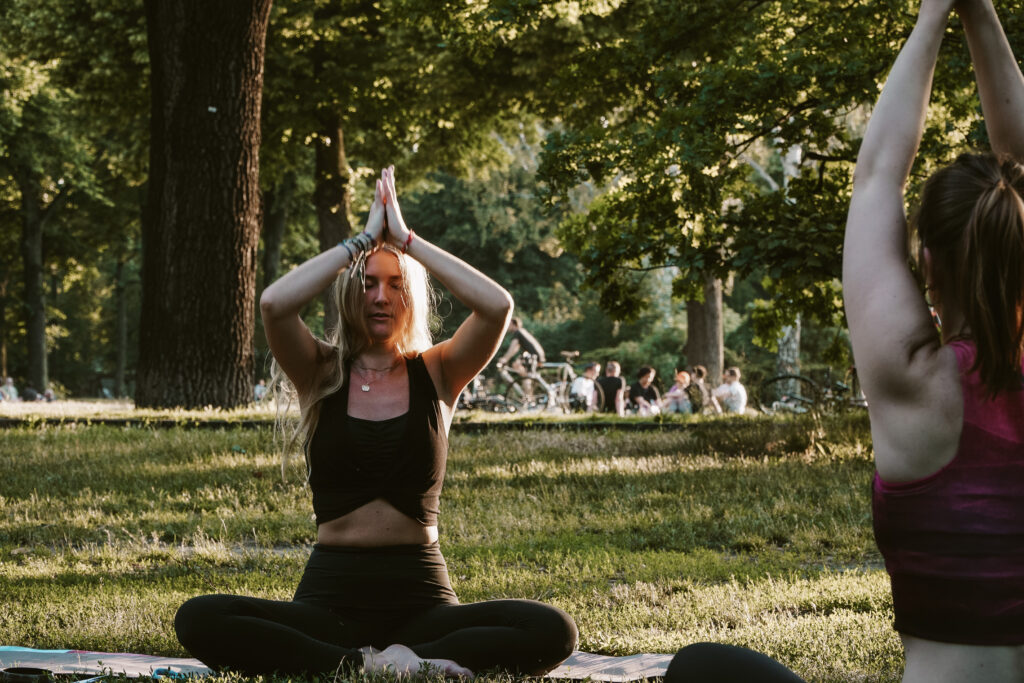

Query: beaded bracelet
402,231,415,254
338,240,355,261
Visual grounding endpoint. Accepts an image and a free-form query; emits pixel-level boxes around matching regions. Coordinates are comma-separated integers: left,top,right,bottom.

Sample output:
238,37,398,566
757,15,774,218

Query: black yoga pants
666,643,807,683
174,593,577,678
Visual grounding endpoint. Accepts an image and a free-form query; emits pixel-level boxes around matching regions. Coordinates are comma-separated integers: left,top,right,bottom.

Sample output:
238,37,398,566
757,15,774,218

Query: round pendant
361,384,371,392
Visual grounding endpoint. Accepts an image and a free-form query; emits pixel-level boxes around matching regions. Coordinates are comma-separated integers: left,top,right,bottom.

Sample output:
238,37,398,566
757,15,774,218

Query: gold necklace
352,357,402,392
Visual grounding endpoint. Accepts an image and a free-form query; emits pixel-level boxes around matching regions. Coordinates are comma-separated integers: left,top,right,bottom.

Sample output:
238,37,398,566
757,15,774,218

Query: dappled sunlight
454,453,729,481
0,399,296,420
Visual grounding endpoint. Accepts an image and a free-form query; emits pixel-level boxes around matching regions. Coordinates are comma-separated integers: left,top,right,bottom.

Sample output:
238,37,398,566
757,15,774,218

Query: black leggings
174,543,577,677
666,643,807,683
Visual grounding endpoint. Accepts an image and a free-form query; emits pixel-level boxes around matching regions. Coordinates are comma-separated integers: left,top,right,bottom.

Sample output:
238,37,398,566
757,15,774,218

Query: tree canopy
535,0,1006,343
3,0,1019,402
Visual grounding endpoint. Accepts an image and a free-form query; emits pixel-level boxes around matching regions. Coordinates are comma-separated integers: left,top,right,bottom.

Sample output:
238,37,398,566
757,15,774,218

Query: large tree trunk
13,170,64,393
137,0,272,408
685,273,723,382
313,112,354,335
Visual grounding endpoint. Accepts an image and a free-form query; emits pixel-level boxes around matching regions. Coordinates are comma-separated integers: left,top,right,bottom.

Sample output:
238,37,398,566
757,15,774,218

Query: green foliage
535,0,1015,342
0,0,146,393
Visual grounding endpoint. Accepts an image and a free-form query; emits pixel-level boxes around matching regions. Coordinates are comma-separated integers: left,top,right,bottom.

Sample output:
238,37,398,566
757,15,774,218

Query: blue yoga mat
0,647,671,681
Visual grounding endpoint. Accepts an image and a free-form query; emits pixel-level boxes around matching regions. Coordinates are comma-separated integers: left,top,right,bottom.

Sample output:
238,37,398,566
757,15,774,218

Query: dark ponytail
914,153,1024,396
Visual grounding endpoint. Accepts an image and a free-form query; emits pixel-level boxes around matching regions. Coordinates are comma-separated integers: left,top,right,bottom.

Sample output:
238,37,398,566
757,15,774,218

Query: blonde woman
174,167,577,678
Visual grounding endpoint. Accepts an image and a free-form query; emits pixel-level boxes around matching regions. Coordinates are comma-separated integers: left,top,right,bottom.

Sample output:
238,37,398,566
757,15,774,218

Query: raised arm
956,0,1024,159
260,181,387,397
843,1,955,397
380,166,514,405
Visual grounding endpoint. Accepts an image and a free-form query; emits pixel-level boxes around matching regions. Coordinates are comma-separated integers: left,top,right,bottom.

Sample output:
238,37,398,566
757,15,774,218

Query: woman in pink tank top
843,0,1024,681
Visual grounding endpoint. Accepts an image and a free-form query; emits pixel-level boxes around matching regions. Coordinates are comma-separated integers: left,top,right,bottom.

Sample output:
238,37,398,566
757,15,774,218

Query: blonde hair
270,245,435,480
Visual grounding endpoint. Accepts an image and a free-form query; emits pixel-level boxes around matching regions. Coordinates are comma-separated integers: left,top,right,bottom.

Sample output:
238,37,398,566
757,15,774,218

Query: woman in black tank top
173,166,577,678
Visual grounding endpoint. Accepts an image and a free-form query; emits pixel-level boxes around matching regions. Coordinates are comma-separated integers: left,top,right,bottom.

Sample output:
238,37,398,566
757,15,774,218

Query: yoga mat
548,651,672,681
0,648,210,678
0,647,671,681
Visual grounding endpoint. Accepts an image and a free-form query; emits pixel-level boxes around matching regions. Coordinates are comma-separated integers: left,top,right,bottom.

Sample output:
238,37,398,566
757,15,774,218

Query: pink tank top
872,340,1024,644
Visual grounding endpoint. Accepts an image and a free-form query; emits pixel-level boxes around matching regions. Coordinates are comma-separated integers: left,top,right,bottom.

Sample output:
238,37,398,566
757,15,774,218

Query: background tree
1,0,149,397
0,50,98,394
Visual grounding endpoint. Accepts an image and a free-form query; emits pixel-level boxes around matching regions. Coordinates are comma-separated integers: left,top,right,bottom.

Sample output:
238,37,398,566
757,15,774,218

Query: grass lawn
0,411,900,682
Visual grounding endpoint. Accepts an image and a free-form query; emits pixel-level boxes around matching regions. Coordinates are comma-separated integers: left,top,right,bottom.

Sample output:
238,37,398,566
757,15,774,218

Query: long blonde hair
270,245,435,479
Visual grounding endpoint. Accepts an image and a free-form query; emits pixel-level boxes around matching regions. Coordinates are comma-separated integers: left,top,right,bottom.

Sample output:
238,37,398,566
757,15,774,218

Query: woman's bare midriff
317,497,438,547
902,634,1024,683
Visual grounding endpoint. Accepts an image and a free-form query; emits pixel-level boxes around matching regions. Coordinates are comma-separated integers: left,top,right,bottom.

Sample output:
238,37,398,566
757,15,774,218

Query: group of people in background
571,359,748,417
498,318,749,418
0,376,55,403
594,362,747,417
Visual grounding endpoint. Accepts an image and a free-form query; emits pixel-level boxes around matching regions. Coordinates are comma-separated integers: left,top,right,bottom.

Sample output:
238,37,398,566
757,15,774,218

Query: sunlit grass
0,399,293,421
0,414,899,682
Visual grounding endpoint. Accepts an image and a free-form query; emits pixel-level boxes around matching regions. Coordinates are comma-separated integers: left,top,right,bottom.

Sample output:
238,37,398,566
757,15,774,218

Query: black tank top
307,354,448,526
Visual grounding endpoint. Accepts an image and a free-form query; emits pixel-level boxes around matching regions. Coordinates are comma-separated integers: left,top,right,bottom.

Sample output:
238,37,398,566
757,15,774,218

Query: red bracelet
402,231,415,254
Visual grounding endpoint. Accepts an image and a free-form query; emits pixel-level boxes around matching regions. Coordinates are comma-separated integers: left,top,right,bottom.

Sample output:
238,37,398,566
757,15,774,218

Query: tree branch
40,183,73,231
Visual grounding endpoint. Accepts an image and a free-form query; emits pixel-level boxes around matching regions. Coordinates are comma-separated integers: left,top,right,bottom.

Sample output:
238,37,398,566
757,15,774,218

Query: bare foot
362,644,474,679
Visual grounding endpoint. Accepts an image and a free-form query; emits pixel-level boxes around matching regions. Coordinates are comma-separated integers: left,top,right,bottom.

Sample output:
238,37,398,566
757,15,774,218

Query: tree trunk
14,171,50,393
261,172,294,291
685,273,724,382
137,0,272,408
313,112,354,335
0,271,8,379
114,254,128,397
776,317,801,376
776,316,801,398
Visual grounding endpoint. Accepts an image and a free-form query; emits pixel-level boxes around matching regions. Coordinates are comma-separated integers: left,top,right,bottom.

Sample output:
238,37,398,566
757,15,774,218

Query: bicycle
541,351,605,413
457,374,518,413
498,351,605,413
757,367,866,415
497,353,557,413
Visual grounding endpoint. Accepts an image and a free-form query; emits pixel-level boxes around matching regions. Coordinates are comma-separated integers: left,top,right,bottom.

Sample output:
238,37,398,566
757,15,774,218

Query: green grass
0,413,900,682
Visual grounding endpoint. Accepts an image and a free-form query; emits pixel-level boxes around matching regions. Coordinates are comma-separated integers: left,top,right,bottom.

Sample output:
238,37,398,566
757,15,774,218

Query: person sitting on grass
660,369,692,414
174,166,577,679
596,360,628,416
1,377,19,402
628,366,661,416
712,367,747,414
685,365,719,415
569,362,601,411
669,1,1024,680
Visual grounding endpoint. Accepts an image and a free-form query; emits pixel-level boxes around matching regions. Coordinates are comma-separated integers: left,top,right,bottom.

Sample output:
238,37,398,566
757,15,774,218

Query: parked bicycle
497,353,556,413
757,366,866,415
457,374,518,413
497,350,605,413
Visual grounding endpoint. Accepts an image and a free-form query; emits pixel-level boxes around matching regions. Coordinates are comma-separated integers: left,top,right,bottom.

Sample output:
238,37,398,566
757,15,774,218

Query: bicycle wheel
554,381,572,413
505,379,546,413
757,375,821,415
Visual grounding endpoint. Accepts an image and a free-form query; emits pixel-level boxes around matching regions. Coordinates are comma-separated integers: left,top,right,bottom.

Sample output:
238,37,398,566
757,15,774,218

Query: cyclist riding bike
496,317,545,376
